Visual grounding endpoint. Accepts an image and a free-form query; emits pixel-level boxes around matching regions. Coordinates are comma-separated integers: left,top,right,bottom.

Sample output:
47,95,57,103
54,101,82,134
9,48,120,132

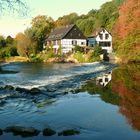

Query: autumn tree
114,0,140,62
15,32,30,57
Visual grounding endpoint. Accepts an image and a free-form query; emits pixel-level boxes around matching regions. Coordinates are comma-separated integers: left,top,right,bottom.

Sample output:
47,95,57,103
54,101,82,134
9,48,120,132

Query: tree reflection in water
80,64,140,131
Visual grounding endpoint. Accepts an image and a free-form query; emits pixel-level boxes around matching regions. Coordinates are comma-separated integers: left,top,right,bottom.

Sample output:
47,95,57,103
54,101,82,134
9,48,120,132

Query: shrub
89,45,102,62
74,51,85,63
29,54,43,62
74,45,81,52
0,46,18,58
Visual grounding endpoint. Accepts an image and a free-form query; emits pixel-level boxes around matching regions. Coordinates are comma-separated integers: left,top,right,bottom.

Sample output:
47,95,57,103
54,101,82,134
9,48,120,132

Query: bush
74,51,85,63
74,45,81,52
89,45,102,62
93,45,102,57
0,46,18,58
29,54,43,62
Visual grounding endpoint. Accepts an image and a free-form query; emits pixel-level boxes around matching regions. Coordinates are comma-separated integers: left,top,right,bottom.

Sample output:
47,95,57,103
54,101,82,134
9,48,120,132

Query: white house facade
45,24,87,54
61,39,86,53
96,28,113,53
87,28,113,54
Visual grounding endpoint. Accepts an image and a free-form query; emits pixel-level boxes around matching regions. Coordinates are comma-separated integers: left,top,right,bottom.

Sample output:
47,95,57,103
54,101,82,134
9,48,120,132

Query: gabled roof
88,27,112,38
47,24,75,41
97,27,112,36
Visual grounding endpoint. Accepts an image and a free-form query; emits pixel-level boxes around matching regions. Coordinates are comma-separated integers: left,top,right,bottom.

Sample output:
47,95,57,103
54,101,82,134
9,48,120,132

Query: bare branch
0,0,29,16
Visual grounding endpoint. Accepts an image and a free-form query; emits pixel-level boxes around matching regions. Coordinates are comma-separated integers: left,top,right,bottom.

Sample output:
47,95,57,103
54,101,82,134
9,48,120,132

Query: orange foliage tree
113,0,140,62
15,32,31,57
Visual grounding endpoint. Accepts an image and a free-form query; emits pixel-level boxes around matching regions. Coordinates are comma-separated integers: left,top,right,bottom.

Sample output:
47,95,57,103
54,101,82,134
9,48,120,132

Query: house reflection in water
96,71,112,87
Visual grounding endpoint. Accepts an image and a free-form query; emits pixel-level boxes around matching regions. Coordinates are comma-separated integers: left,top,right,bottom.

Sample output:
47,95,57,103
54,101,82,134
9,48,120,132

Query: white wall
96,30,112,42
96,29,112,53
61,39,87,53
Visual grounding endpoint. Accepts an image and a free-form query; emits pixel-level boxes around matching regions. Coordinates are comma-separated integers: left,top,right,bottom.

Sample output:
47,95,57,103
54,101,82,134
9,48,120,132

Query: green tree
97,1,119,31
76,17,95,36
25,15,54,55
6,36,14,45
55,12,78,27
0,36,6,49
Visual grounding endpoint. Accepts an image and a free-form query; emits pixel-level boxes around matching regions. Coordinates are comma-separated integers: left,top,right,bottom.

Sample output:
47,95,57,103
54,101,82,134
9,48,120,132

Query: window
105,78,108,82
99,34,103,40
105,34,109,40
99,42,111,47
105,42,111,46
72,40,77,45
72,40,74,45
81,42,85,45
99,79,103,82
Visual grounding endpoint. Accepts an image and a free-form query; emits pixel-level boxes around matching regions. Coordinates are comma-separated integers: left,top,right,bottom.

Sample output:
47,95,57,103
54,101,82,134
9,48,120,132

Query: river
0,62,140,140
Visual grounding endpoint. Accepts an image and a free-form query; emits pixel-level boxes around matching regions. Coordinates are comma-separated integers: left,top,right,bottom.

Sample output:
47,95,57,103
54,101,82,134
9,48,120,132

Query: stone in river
0,129,3,135
58,129,80,136
16,87,29,93
29,88,42,95
4,85,14,90
43,128,56,136
4,126,40,137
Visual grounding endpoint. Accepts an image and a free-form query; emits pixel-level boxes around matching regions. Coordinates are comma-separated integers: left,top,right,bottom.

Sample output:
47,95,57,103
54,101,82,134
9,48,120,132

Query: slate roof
47,24,75,41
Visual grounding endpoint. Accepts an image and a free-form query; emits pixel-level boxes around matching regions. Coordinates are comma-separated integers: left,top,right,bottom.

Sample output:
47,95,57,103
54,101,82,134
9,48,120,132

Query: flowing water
0,62,140,140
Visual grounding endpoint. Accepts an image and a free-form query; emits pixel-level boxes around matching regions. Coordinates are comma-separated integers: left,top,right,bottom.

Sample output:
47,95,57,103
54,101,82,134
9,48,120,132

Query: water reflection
81,64,140,131
96,71,112,87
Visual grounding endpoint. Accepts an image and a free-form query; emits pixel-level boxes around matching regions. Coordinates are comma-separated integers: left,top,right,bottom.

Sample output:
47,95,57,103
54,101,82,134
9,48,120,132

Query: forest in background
0,0,140,63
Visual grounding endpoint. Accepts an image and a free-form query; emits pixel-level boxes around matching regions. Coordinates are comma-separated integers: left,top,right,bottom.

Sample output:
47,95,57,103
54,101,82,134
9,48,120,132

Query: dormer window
105,34,109,40
99,34,103,40
103,29,105,33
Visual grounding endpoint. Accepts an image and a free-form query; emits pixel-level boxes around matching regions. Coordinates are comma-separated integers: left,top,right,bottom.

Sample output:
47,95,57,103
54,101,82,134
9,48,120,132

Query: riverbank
1,54,138,65
0,56,29,63
0,52,101,64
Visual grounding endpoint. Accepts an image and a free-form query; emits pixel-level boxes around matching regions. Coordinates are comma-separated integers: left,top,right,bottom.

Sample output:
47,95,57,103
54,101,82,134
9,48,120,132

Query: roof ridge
62,24,75,38
47,24,76,41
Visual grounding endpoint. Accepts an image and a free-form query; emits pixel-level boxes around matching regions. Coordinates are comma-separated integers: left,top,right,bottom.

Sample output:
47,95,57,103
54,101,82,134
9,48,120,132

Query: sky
0,0,111,37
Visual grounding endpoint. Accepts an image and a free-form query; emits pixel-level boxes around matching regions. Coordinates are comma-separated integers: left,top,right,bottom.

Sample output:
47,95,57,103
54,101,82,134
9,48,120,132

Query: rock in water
16,87,29,93
58,129,80,136
4,126,40,137
43,128,56,136
29,88,41,95
0,129,3,135
4,85,14,90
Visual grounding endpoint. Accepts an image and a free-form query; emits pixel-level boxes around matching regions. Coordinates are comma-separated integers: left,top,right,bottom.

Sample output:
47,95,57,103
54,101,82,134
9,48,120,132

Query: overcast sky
0,0,111,37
